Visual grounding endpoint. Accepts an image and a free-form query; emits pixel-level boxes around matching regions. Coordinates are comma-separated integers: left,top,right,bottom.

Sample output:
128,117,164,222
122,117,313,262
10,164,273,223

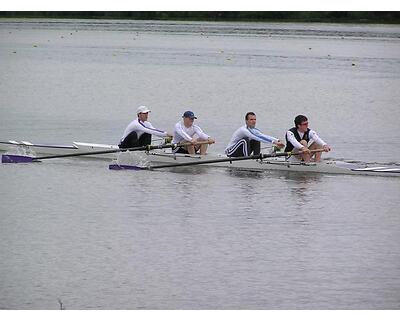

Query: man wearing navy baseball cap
172,110,215,155
182,111,197,119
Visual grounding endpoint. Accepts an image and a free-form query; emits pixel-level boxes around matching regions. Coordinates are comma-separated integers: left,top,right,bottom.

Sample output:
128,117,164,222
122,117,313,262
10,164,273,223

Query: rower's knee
187,147,195,154
300,140,308,147
309,142,322,150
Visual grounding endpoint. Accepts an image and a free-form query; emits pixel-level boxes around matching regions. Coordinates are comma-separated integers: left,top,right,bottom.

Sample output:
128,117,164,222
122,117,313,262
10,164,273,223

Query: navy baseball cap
182,111,197,119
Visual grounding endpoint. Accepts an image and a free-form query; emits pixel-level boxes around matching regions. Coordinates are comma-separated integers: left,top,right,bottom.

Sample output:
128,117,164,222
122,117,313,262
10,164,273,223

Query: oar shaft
148,154,261,169
1,140,214,163
285,148,325,156
144,148,327,170
34,141,212,160
35,146,142,160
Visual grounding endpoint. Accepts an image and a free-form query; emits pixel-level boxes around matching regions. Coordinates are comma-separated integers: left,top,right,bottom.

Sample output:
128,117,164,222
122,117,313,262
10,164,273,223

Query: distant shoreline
0,12,399,24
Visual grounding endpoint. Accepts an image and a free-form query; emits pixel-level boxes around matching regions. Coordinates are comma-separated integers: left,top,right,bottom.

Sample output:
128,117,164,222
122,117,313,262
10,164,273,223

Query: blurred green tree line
0,11,399,23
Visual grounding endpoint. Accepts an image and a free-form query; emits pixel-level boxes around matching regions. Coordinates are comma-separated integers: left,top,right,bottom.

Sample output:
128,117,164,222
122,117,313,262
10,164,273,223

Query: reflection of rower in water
285,115,331,162
118,106,172,149
225,112,285,157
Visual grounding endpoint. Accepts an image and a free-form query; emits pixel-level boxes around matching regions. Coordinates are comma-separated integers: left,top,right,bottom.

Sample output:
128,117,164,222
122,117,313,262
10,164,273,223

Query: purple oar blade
1,154,35,163
109,163,144,170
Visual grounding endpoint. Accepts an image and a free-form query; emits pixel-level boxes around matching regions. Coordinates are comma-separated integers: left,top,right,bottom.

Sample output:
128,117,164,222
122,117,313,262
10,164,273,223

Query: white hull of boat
0,140,118,159
1,140,399,176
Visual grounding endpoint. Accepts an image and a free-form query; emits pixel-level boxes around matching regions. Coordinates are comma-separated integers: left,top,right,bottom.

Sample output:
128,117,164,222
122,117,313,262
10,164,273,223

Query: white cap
136,105,151,114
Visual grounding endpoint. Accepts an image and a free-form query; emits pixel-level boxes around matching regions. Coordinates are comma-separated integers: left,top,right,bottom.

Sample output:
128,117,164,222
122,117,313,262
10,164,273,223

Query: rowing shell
1,140,399,177
111,149,400,177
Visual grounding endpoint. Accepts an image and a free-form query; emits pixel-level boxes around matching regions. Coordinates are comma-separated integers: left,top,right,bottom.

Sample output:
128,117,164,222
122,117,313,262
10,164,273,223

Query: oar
1,141,212,164
112,149,326,171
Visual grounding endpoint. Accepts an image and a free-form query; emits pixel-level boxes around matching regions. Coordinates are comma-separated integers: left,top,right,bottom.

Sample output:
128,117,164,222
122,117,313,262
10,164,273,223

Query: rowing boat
0,140,118,159
111,149,400,177
1,140,399,177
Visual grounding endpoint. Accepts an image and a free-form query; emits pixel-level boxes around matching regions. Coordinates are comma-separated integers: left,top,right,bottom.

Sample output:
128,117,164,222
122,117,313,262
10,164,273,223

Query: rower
285,114,331,162
225,112,285,157
119,106,172,149
172,111,215,155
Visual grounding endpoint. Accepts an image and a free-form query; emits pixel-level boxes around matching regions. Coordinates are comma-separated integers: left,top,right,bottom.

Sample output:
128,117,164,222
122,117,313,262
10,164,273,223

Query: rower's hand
207,138,215,144
164,135,173,144
301,146,310,154
323,145,331,152
274,140,285,149
191,138,198,145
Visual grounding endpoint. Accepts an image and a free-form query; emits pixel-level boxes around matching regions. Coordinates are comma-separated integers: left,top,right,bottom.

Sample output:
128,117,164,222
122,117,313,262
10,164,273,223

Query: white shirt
172,121,210,144
120,119,168,142
225,126,279,153
286,129,327,149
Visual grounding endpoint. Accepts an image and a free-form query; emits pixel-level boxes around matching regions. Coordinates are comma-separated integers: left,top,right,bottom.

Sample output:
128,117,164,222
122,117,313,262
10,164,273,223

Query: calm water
1,19,400,310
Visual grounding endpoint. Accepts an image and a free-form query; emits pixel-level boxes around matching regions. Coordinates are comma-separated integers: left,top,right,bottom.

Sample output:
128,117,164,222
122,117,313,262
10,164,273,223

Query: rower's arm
247,128,277,144
193,125,210,140
139,121,169,137
286,131,305,149
309,130,327,147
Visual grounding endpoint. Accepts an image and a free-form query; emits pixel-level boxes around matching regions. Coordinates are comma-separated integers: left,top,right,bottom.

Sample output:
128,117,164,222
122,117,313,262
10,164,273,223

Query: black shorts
119,132,152,149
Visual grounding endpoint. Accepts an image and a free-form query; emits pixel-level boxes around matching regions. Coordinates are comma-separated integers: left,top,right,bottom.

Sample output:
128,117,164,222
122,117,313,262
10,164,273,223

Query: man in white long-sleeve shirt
119,106,172,149
225,112,285,157
285,114,331,162
172,111,215,155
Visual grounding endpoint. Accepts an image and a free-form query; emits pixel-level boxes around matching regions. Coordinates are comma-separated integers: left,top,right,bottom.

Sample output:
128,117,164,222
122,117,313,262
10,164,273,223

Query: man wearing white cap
119,106,172,149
